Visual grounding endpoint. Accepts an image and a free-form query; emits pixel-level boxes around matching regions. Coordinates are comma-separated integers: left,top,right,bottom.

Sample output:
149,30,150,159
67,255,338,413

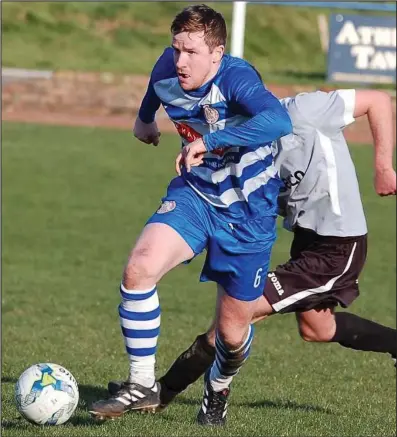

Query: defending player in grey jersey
276,89,368,237
107,89,396,412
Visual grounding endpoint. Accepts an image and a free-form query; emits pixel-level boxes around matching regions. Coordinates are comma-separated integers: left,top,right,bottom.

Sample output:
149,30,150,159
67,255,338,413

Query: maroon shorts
264,227,368,313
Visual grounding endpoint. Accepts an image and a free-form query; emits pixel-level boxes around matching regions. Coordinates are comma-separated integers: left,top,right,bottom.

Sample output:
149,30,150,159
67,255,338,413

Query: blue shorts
147,177,277,301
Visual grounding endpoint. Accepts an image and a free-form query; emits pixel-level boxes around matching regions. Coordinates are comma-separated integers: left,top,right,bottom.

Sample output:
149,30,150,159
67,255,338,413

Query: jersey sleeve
138,79,161,123
138,48,175,123
228,66,277,115
203,66,292,150
293,89,356,136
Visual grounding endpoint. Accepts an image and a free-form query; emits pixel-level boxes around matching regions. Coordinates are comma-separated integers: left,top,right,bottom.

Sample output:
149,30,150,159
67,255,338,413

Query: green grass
2,122,396,436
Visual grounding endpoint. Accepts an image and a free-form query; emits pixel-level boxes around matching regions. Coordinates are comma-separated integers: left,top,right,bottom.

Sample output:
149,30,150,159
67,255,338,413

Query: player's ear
212,45,224,63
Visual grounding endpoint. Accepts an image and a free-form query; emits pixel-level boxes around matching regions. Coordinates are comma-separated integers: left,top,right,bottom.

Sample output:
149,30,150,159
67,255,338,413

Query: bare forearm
366,92,395,171
353,90,396,196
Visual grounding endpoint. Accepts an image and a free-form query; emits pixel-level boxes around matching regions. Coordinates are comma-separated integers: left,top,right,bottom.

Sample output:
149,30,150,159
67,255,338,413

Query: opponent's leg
90,223,194,420
157,332,216,409
296,306,337,342
332,312,396,360
297,307,397,360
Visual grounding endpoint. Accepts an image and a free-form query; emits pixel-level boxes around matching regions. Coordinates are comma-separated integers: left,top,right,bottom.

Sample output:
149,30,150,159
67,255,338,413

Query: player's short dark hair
171,4,227,51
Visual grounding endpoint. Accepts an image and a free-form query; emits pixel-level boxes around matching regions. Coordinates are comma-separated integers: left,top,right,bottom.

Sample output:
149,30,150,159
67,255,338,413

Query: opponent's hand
133,117,161,146
374,167,396,196
175,138,206,175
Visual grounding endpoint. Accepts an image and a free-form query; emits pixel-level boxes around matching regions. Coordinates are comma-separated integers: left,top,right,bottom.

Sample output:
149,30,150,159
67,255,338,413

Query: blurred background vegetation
1,1,338,84
2,2,395,86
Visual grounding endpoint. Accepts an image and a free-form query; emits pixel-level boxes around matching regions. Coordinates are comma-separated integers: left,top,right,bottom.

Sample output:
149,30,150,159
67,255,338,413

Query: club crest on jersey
157,200,176,214
203,105,219,124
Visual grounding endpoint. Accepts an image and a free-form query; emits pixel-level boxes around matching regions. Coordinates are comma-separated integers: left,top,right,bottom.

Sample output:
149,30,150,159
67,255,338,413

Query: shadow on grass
1,376,17,384
69,384,115,426
173,395,334,415
1,417,30,430
77,384,109,409
1,415,105,429
240,398,334,414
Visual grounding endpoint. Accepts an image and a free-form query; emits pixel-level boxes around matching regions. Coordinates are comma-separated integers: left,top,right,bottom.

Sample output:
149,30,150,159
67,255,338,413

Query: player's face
172,31,224,91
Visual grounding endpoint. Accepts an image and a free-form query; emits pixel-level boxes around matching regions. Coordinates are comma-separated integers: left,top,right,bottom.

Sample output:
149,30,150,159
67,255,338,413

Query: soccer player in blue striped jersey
105,89,395,416
90,4,292,425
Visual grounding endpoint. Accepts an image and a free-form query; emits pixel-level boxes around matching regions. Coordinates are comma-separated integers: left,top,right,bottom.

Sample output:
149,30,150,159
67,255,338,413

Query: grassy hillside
2,2,330,83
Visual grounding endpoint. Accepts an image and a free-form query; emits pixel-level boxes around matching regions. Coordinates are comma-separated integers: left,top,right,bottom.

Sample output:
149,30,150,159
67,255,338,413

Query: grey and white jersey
274,89,367,237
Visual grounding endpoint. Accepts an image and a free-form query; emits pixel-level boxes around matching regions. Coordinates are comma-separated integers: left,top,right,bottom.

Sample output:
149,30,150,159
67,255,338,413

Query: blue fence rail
253,2,396,12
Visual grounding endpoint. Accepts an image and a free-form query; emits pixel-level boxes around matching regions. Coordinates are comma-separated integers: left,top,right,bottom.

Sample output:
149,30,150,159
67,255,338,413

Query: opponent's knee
299,328,320,342
297,307,337,343
298,323,335,343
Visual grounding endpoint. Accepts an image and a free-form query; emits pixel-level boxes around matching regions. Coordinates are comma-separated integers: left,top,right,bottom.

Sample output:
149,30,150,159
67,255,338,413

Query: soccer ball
15,363,79,425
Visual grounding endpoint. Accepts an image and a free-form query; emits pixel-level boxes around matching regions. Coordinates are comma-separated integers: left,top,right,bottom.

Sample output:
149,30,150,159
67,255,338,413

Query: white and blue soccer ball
15,363,79,425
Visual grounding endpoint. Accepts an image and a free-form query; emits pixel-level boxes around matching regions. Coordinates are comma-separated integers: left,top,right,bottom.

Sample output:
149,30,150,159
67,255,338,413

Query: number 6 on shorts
254,268,263,288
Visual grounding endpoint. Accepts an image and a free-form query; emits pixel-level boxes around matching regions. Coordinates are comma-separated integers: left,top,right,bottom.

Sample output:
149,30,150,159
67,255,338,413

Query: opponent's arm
353,90,396,196
293,88,395,196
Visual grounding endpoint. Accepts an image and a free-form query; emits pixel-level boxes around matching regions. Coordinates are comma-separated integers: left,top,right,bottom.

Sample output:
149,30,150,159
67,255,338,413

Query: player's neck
199,60,223,89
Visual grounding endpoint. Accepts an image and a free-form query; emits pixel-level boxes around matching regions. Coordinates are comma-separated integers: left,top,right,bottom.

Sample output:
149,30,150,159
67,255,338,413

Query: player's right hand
374,167,396,196
133,117,161,146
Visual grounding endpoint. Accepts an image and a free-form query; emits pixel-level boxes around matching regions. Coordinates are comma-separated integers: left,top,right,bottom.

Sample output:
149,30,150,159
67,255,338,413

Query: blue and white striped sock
209,324,254,392
118,283,160,388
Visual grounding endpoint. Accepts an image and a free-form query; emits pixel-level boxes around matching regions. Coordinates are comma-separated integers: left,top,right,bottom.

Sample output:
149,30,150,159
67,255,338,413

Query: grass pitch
2,122,396,436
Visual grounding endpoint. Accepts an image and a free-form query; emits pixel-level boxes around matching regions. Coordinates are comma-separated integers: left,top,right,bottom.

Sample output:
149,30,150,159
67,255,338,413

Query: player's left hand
175,138,206,175
374,167,396,196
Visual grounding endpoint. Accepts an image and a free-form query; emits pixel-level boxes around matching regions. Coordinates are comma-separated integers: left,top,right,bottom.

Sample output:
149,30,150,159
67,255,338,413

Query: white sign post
231,2,247,58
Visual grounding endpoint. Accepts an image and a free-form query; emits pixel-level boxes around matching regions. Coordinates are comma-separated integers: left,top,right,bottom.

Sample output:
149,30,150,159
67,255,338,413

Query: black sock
160,333,215,393
331,312,396,358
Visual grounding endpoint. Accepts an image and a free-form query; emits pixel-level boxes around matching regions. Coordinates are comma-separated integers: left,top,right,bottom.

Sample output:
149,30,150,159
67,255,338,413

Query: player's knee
217,327,247,351
122,249,159,290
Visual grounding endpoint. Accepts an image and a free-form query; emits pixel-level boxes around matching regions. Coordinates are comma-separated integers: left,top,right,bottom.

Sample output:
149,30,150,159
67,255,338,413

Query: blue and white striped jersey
139,47,292,220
